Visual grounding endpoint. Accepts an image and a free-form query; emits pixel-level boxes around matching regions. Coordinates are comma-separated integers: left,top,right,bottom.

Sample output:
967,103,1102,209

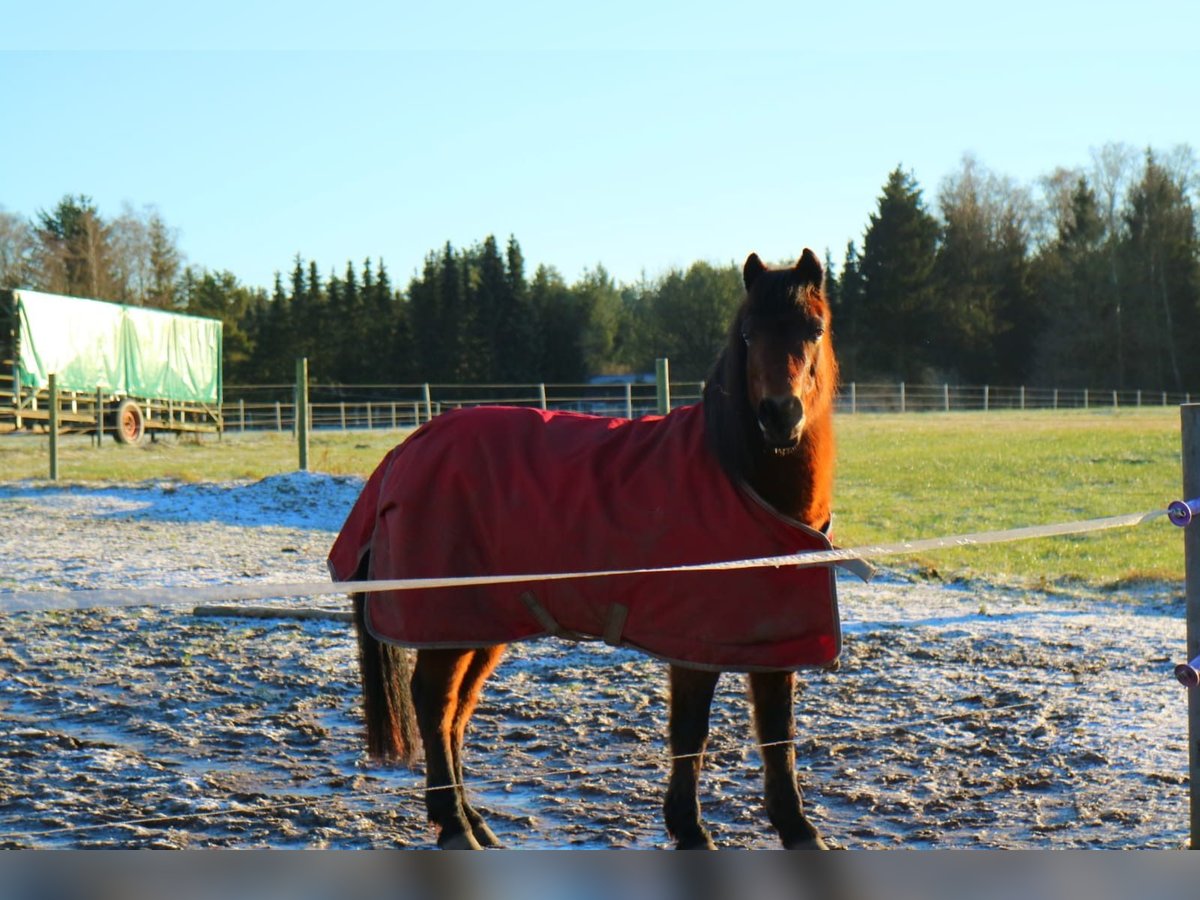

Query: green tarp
11,290,222,404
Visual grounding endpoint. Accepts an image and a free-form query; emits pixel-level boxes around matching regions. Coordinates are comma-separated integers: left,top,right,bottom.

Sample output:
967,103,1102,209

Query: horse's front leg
412,649,481,849
664,664,720,849
748,670,827,849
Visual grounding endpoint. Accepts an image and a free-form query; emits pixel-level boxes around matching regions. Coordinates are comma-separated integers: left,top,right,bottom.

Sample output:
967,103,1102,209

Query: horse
338,248,839,849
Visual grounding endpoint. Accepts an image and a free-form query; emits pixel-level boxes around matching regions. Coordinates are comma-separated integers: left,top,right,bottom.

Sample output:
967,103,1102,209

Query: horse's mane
702,307,756,484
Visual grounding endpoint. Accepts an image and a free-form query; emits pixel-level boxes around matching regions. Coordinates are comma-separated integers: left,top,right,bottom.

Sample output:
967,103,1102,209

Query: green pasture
834,408,1184,589
0,407,1187,588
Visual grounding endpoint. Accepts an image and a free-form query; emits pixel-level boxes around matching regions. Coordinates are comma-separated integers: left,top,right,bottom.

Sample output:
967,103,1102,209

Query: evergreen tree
35,194,115,299
438,244,469,381
407,252,444,380
823,249,839,310
361,257,400,383
857,168,941,381
573,265,625,376
0,209,38,290
321,269,343,379
146,211,182,309
376,260,413,382
990,205,1038,383
471,235,508,381
495,235,537,381
1120,151,1200,390
931,157,1035,383
247,272,293,383
530,264,584,380
177,267,258,381
286,255,309,369
336,261,363,381
1030,178,1108,385
834,241,866,381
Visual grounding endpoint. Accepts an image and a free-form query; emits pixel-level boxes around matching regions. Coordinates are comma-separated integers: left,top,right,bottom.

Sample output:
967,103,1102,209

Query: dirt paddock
0,475,1190,848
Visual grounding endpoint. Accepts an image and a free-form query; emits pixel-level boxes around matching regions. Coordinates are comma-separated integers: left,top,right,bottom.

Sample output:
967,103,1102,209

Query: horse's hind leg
451,645,506,848
412,648,483,849
748,670,827,849
664,664,720,849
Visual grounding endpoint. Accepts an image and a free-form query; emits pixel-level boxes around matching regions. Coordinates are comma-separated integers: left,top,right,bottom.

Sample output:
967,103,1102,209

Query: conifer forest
3,145,1198,392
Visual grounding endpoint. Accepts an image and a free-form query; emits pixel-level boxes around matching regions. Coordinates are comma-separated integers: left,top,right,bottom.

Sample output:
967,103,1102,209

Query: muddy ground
0,476,1191,848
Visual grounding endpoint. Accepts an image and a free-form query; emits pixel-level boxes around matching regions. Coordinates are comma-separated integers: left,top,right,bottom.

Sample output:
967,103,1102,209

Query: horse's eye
741,330,751,345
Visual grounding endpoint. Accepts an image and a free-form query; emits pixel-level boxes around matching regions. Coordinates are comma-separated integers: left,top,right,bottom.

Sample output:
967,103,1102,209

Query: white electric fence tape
0,506,1176,615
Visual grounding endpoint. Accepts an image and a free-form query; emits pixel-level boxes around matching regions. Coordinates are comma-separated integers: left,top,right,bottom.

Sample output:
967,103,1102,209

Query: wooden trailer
1,289,223,443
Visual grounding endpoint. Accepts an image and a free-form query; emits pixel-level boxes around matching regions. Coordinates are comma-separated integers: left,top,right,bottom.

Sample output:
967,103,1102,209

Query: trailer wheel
113,399,146,445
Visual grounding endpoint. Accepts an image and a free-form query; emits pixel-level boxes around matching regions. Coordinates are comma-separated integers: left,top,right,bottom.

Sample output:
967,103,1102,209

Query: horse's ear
743,253,766,290
794,248,824,287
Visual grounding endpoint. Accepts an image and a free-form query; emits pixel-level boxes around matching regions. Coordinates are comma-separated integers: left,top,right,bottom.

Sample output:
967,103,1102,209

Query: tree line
2,142,1197,391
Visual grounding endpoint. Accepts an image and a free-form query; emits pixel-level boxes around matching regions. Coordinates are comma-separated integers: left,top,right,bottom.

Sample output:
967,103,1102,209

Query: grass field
834,408,1184,588
0,407,1188,588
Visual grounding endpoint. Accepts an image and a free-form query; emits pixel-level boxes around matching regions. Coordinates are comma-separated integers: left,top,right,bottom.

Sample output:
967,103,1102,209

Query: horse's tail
352,592,419,765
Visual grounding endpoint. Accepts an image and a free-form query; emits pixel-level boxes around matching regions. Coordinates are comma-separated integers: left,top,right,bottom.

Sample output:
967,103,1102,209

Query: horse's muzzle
757,395,804,451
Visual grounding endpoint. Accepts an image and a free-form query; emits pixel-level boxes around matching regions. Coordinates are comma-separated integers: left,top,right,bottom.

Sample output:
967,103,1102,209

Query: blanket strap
520,592,586,641
602,604,629,647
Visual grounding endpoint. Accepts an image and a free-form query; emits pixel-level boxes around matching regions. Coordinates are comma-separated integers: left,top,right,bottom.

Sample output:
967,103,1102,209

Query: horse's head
738,248,835,454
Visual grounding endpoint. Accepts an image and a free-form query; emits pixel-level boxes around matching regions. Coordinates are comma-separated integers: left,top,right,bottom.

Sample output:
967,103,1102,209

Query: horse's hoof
471,821,504,848
439,831,484,850
676,835,717,850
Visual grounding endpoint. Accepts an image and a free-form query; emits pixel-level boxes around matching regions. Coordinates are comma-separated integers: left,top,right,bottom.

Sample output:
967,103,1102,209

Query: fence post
850,382,857,414
296,358,309,472
538,383,547,411
1020,385,1026,411
984,385,990,412
1053,388,1059,410
275,401,282,432
625,382,633,419
239,398,246,432
943,383,949,412
655,358,671,414
95,386,104,448
48,373,59,481
340,402,346,431
422,383,432,424
1084,388,1089,409
391,403,397,429
1181,404,1200,848
899,382,906,414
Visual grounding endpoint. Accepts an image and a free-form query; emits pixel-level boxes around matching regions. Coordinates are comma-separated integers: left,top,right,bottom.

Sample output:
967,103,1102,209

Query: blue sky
2,2,1197,291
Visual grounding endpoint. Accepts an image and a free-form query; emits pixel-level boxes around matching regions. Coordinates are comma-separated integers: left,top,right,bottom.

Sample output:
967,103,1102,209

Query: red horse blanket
328,402,842,672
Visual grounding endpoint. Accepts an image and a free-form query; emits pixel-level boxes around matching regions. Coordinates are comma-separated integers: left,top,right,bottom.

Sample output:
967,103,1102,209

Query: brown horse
348,248,838,849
